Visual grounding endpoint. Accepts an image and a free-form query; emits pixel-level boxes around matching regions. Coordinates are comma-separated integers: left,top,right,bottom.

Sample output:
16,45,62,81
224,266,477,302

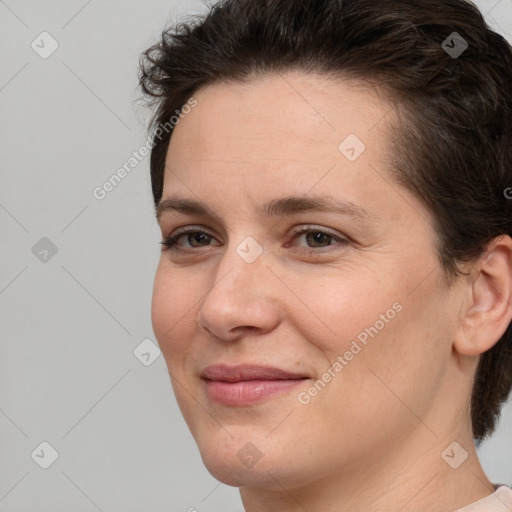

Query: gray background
0,0,511,510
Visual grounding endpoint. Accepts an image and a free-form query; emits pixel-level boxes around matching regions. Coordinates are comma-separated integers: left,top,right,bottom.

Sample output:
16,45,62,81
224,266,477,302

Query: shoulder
456,485,512,512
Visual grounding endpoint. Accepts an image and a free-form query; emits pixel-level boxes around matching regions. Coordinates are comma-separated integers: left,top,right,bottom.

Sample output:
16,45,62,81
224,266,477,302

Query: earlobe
454,235,512,357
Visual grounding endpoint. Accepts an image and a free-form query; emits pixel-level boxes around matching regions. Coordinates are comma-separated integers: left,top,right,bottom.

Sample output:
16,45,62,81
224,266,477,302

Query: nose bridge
206,234,267,303
197,234,279,337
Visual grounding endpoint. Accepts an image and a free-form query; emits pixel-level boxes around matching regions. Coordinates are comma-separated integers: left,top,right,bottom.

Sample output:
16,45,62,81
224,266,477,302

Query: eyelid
170,225,217,238
288,224,348,241
165,224,346,240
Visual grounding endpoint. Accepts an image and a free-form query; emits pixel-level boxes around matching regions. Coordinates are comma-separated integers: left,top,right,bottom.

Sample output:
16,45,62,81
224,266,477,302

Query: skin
151,70,512,512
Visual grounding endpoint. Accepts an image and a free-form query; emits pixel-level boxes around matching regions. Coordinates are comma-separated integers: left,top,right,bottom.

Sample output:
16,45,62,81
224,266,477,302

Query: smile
200,364,310,406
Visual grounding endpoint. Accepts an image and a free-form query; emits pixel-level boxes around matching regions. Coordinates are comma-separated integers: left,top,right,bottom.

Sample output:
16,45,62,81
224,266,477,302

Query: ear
454,235,512,356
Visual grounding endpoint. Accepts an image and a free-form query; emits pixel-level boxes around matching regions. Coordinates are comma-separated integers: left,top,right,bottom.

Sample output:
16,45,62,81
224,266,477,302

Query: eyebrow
156,194,377,226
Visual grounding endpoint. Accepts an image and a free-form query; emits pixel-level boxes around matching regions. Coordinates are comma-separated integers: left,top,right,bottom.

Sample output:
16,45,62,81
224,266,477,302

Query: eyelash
160,225,349,256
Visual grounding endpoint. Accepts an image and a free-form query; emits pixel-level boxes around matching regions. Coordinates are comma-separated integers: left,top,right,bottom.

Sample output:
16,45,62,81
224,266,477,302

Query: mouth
200,364,310,406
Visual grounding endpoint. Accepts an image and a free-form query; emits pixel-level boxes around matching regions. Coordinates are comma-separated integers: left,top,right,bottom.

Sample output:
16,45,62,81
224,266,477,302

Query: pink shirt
456,485,512,512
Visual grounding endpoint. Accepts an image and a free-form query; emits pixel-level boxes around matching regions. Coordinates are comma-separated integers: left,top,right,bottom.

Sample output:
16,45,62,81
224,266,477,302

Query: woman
139,0,512,510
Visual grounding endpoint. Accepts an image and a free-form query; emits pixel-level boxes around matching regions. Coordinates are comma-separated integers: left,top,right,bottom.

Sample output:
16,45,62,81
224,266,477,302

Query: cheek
284,265,400,359
151,264,205,431
151,263,197,363
289,265,447,408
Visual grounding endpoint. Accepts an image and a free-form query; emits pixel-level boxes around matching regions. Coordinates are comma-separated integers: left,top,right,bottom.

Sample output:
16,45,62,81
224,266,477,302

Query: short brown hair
139,0,512,442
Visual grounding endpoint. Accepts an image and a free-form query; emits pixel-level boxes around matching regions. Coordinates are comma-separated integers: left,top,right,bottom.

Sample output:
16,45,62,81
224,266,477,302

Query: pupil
309,232,328,247
191,233,208,246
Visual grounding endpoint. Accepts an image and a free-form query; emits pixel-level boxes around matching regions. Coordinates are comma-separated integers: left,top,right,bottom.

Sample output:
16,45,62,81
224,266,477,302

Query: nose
197,240,281,342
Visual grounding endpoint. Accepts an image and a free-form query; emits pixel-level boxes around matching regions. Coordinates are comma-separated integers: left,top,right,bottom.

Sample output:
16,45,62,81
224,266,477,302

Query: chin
194,431,276,484
195,432,320,492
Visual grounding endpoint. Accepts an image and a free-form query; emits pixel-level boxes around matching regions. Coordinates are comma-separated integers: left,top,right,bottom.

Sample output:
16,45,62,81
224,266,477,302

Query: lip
201,364,310,406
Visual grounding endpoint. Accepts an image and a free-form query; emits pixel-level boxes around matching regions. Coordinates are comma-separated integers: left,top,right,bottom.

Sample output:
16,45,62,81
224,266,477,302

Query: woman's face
151,71,467,490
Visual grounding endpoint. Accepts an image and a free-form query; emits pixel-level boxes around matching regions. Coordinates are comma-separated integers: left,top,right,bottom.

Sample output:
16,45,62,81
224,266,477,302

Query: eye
286,225,349,255
160,225,349,255
160,226,218,254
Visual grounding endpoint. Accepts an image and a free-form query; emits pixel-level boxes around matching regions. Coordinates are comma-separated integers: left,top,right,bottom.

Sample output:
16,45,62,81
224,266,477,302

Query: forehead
166,71,393,166
160,71,430,231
